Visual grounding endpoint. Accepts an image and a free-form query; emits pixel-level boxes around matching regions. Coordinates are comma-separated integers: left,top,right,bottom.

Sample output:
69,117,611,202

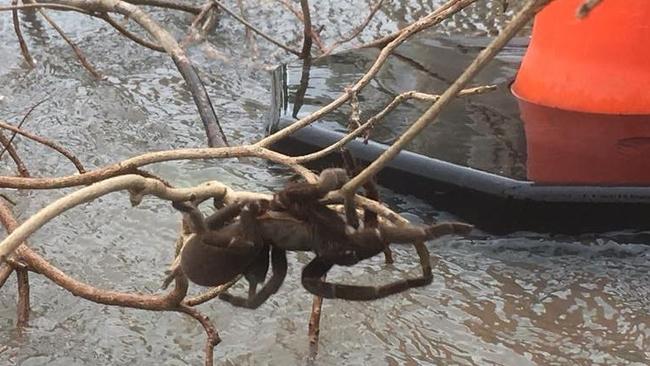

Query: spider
171,169,472,309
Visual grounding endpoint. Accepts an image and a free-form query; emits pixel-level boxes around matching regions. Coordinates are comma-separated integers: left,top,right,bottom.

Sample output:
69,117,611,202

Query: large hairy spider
171,169,472,309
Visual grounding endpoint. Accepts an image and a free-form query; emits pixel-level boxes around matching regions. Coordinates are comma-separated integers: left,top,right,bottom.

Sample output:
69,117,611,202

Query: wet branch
98,12,165,52
16,267,30,327
256,0,478,148
341,0,550,198
320,0,385,56
299,0,312,59
29,0,103,79
12,0,36,68
213,0,302,56
0,120,86,174
0,132,30,177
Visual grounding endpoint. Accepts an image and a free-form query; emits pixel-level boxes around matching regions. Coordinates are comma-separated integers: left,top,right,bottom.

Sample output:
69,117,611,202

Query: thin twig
293,85,496,164
108,0,229,147
0,174,230,258
0,120,86,174
256,0,478,148
299,0,312,59
16,268,30,327
307,292,323,360
236,0,258,56
0,263,13,289
123,0,202,14
321,0,385,56
341,0,550,198
0,132,30,177
12,0,37,68
274,0,325,52
213,0,301,56
577,0,603,18
0,145,306,189
183,275,241,306
177,305,221,366
360,0,462,49
31,2,102,79
0,98,48,161
181,1,219,47
0,3,90,13
100,12,165,52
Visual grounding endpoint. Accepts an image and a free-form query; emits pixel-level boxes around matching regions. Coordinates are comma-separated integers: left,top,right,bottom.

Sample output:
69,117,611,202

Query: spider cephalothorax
171,168,472,308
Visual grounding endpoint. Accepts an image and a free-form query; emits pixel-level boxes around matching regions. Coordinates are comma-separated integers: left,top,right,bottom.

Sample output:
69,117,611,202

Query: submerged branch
12,0,36,68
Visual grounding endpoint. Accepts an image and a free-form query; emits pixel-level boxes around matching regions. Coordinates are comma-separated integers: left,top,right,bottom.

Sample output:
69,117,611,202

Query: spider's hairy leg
380,222,473,243
172,200,207,233
243,244,271,296
301,257,430,301
316,168,349,194
317,229,385,266
274,168,349,209
219,247,288,309
204,201,246,230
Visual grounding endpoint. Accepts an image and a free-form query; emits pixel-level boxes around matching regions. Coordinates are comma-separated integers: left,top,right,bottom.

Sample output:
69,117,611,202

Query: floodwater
0,1,648,365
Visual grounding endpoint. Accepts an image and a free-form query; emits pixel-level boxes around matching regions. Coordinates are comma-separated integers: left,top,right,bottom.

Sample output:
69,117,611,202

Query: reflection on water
0,1,648,365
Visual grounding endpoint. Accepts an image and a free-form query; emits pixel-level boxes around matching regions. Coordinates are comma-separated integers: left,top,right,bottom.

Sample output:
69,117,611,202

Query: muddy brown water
0,1,648,365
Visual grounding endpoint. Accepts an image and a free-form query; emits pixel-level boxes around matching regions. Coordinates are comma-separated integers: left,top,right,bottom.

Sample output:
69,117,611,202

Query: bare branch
16,268,30,327
0,263,13,289
12,0,36,68
256,0,478,148
299,0,312,59
177,305,221,366
0,3,90,13
341,0,550,197
0,119,86,174
213,0,301,56
0,174,229,259
0,131,30,177
274,0,325,52
183,275,241,306
321,0,385,56
123,0,202,14
236,0,258,56
99,12,165,52
0,98,47,162
360,0,464,49
30,2,102,79
293,85,496,164
0,145,308,189
307,293,323,360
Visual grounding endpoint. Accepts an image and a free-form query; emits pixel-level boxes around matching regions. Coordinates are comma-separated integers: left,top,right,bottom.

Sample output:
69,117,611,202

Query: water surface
0,1,648,365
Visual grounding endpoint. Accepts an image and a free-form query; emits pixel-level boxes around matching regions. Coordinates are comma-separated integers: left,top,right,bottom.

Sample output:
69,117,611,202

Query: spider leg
204,201,245,230
243,244,271,295
341,149,393,263
219,247,288,309
302,257,430,301
274,168,348,210
317,229,385,266
380,222,473,243
172,201,207,233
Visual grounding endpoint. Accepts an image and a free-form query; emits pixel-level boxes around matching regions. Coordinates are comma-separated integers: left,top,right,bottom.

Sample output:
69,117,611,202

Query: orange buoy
512,0,650,184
